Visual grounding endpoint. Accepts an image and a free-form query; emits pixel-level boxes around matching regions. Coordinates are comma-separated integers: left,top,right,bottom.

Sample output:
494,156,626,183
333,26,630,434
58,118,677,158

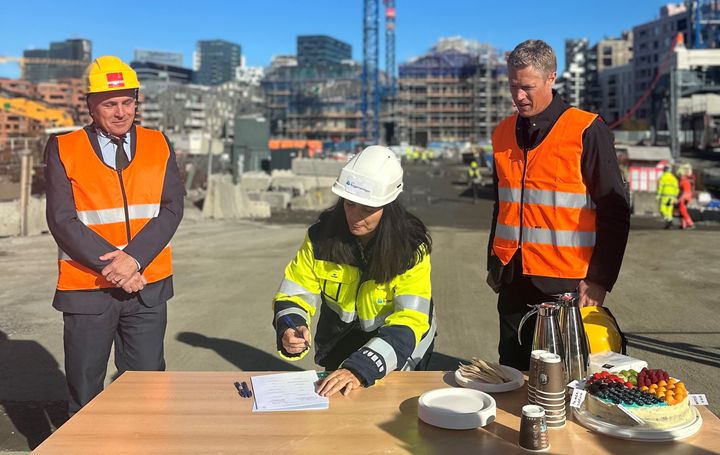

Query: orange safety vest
491,108,597,279
55,126,173,290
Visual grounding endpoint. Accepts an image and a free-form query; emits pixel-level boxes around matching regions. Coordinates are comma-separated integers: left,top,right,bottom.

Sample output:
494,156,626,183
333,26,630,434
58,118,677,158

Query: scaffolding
262,63,363,142
690,0,720,49
397,39,513,145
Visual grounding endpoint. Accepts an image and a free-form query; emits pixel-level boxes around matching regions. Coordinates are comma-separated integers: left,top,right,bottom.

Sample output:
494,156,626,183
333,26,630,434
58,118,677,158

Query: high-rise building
22,49,50,83
590,32,634,121
133,49,184,67
632,3,689,125
297,35,352,67
22,38,91,83
598,63,635,126
131,61,193,85
560,39,589,108
194,40,242,86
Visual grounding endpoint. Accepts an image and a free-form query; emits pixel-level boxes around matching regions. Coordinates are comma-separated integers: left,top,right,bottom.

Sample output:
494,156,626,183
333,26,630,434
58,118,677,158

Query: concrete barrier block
292,158,345,177
632,191,659,216
240,171,271,192
270,175,306,196
27,197,48,235
290,189,338,211
0,200,20,236
260,191,292,211
300,175,336,191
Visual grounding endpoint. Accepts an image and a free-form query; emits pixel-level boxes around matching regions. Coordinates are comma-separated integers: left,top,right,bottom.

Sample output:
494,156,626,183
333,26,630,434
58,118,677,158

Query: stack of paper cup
536,352,566,428
527,349,547,405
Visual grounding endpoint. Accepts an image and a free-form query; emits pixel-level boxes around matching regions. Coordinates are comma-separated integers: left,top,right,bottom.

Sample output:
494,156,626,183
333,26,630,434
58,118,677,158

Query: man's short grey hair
507,40,557,77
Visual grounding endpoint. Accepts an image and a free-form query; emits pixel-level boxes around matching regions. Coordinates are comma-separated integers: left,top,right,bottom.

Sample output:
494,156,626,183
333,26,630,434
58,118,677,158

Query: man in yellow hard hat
44,56,185,416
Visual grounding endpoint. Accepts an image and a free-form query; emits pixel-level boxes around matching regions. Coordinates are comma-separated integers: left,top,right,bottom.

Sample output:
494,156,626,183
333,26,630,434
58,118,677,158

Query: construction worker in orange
44,56,185,417
677,163,695,230
487,40,630,370
656,165,679,229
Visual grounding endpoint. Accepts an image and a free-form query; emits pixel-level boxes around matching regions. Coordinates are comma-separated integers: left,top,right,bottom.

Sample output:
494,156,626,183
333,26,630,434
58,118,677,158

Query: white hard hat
331,145,403,207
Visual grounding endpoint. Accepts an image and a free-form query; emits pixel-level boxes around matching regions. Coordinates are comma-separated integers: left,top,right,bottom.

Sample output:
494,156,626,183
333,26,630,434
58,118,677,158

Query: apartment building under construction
396,38,514,145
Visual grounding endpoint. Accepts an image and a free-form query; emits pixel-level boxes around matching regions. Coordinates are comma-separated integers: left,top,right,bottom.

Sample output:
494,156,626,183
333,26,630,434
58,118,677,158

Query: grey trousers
63,298,167,416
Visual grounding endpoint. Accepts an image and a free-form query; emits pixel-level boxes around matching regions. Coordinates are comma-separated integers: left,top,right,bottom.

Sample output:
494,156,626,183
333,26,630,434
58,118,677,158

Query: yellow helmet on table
85,56,140,94
581,306,626,354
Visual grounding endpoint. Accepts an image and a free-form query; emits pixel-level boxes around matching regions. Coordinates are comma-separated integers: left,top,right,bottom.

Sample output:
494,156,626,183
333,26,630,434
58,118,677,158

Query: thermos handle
517,306,539,345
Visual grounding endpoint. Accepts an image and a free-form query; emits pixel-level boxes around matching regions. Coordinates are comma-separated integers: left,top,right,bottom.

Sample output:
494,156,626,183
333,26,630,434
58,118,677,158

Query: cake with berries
582,368,695,429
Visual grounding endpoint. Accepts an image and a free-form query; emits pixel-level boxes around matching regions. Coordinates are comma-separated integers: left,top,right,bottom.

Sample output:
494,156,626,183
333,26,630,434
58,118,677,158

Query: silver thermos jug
518,302,565,358
557,292,590,384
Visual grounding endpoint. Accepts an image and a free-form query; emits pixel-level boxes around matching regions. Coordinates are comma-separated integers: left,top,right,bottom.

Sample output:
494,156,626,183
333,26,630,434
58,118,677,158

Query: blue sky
1,0,675,79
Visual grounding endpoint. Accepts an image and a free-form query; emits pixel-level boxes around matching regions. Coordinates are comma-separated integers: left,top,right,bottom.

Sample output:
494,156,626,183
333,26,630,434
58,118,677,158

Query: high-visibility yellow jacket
657,171,679,199
273,230,435,386
491,108,598,279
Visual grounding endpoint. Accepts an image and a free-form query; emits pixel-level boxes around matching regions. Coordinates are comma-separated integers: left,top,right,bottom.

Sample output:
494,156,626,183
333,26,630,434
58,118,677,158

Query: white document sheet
251,370,329,412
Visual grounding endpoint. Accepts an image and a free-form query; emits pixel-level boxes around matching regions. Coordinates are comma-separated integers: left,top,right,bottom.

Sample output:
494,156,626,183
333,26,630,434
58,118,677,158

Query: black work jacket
487,93,630,295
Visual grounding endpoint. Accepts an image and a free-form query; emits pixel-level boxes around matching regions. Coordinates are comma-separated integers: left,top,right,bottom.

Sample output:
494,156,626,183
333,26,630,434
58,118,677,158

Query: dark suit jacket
44,124,185,314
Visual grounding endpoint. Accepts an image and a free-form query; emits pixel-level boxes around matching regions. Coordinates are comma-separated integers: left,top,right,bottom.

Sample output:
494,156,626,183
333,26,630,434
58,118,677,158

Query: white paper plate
418,388,496,430
573,406,703,442
455,365,525,393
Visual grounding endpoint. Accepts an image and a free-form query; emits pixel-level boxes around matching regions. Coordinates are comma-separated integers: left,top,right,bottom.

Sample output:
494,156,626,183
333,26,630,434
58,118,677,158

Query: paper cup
537,353,565,394
528,350,547,390
518,405,550,452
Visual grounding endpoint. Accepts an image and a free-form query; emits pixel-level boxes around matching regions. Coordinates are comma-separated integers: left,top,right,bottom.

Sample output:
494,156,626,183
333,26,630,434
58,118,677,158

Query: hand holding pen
281,315,311,354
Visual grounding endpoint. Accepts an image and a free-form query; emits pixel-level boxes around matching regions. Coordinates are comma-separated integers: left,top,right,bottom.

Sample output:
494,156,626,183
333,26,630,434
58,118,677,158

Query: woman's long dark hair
311,198,432,283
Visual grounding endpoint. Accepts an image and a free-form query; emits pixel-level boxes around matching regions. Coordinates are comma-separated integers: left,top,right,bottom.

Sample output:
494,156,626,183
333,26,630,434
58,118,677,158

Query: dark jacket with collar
44,124,185,314
487,93,631,295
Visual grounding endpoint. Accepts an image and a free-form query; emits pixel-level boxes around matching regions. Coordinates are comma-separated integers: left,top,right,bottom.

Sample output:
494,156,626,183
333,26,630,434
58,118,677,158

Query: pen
241,381,253,398
234,381,247,398
283,315,310,348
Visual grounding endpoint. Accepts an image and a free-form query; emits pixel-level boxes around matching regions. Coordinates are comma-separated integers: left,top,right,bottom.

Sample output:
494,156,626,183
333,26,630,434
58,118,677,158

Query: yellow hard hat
581,306,626,354
470,161,478,168
86,56,140,94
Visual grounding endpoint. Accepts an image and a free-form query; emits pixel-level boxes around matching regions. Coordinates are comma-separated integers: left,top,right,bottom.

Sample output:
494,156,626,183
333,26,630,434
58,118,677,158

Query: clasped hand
100,250,146,293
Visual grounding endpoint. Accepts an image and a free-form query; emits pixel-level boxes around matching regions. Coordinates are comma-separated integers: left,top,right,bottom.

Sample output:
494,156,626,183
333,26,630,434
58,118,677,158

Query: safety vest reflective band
491,108,598,279
55,126,172,290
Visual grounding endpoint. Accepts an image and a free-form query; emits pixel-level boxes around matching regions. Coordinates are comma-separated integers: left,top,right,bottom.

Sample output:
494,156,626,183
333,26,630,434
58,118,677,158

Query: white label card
569,388,587,408
689,394,709,406
567,380,581,389
617,405,646,425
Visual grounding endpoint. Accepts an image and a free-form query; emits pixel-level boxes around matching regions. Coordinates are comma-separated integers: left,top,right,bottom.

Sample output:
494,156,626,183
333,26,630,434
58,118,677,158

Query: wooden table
34,371,720,454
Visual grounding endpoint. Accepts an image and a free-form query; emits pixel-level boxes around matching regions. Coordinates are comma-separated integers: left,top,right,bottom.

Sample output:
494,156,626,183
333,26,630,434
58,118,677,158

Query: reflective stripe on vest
76,204,160,225
491,107,598,279
55,126,172,291
278,278,321,309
